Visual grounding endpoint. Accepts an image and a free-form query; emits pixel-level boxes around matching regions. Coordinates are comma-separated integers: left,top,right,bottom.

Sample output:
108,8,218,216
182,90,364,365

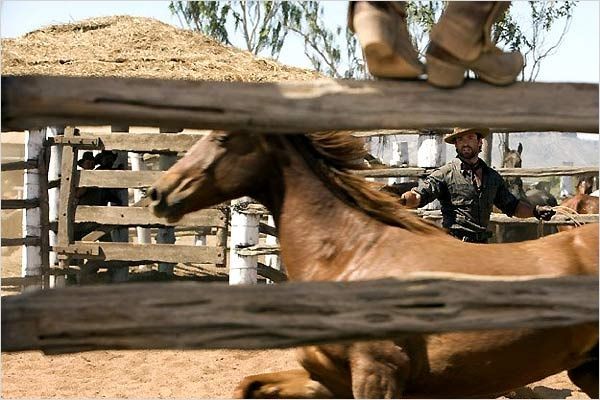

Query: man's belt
449,230,491,243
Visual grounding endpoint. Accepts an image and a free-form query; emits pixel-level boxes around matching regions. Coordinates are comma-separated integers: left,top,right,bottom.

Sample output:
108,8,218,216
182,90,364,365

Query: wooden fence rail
2,76,597,133
2,275,596,354
1,199,40,209
358,166,600,178
75,206,226,228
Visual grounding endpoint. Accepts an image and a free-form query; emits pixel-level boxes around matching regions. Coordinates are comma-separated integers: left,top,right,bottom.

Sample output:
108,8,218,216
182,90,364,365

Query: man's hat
77,151,96,167
444,127,490,144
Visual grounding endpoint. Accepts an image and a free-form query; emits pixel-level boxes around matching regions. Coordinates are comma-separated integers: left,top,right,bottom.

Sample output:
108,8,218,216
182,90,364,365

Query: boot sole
354,11,423,79
427,54,521,87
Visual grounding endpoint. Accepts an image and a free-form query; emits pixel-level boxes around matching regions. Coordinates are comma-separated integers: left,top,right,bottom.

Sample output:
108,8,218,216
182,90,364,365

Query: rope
551,205,584,228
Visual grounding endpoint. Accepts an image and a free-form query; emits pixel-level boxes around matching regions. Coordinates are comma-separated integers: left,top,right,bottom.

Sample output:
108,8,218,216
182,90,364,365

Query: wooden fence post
128,152,151,261
56,127,78,277
109,126,130,282
21,129,45,290
46,126,65,288
156,127,181,274
264,215,281,284
481,134,493,166
229,197,258,285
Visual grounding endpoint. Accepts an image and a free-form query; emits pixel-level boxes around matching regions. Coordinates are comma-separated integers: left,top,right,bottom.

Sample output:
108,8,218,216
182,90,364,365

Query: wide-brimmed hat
444,127,490,144
77,151,96,167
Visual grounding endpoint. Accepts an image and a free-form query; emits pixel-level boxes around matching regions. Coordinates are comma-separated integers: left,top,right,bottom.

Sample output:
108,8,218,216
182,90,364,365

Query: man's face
455,132,481,160
81,159,95,170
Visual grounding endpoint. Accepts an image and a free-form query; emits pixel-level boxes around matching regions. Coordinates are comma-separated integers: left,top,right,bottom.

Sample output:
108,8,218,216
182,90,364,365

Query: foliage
169,1,575,82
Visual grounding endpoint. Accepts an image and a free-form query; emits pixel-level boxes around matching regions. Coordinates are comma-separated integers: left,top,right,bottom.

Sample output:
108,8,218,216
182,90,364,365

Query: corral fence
1,75,598,353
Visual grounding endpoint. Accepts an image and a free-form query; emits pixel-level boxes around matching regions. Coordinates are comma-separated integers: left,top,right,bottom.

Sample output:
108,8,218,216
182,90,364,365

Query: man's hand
400,190,421,208
533,205,556,221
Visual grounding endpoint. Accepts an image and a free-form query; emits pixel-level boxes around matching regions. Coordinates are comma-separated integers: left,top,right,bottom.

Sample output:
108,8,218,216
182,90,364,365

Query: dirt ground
0,250,589,400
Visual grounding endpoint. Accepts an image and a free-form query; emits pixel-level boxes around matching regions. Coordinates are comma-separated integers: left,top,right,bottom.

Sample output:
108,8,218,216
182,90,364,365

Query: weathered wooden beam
55,242,225,264
75,132,203,153
1,236,41,246
79,170,161,188
2,75,597,133
257,262,288,283
75,206,226,228
0,159,38,171
357,166,600,178
259,222,278,237
236,244,280,257
413,210,598,225
2,275,596,354
1,199,39,209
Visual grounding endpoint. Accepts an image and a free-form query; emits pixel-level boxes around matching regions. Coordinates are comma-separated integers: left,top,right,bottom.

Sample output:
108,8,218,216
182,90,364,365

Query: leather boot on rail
426,1,524,88
348,1,424,79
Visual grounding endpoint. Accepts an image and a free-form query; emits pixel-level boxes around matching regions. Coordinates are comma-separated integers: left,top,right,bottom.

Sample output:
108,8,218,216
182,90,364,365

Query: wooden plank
0,159,38,171
356,166,599,178
1,236,41,246
412,210,599,225
75,206,226,228
56,127,78,248
38,145,51,286
237,244,280,257
1,199,39,209
1,275,596,353
259,222,278,237
56,242,225,264
257,262,287,282
79,170,162,188
2,75,597,133
76,132,203,153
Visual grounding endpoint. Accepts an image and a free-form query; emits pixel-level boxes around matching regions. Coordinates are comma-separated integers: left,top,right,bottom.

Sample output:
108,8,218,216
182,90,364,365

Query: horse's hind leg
568,343,598,398
233,369,334,398
568,361,598,398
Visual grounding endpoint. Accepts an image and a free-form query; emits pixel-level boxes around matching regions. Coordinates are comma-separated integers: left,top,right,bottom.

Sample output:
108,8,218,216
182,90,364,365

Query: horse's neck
262,148,389,281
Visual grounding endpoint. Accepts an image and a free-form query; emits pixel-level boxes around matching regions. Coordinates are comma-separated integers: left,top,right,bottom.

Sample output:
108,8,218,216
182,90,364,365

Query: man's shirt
413,157,519,234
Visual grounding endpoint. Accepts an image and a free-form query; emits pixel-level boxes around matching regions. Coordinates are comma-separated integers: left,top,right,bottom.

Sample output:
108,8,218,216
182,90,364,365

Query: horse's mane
288,130,443,235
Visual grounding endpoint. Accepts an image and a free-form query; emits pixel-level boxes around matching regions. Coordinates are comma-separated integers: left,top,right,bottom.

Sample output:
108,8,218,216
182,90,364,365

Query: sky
1,0,598,83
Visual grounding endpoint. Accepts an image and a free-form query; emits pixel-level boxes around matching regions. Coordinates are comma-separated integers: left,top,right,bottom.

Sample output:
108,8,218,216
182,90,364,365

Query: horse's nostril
148,187,160,202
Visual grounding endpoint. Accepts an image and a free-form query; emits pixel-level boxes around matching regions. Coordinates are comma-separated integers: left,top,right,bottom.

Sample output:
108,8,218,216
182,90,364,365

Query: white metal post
560,161,574,199
21,129,44,290
417,133,445,211
46,126,65,288
387,141,409,186
229,197,258,285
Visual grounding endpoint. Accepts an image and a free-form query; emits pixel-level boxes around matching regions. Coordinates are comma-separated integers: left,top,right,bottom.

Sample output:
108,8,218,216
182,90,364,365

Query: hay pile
1,15,322,82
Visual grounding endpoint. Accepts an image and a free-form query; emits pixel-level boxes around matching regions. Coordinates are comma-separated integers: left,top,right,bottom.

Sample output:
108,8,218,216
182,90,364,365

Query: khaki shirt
414,158,519,235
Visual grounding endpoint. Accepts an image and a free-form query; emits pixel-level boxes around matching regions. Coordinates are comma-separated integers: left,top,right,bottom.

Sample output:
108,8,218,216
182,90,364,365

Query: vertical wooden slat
56,127,78,269
38,142,51,288
215,208,229,269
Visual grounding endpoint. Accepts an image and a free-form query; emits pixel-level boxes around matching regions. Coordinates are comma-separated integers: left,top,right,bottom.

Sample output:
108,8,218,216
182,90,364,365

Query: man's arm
495,181,556,221
399,168,447,209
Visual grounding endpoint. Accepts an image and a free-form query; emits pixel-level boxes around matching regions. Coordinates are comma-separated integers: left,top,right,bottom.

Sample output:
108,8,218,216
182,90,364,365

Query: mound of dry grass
1,15,322,82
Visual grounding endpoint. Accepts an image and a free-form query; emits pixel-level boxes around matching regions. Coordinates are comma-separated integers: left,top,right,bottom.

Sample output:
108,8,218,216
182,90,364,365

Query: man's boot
349,1,424,78
426,2,524,88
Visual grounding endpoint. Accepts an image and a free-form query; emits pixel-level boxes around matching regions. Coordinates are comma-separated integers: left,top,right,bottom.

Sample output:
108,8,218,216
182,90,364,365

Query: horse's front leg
233,369,334,399
348,341,411,399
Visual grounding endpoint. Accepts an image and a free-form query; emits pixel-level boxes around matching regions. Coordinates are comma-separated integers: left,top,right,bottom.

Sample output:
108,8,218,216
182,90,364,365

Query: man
400,127,555,243
348,2,523,88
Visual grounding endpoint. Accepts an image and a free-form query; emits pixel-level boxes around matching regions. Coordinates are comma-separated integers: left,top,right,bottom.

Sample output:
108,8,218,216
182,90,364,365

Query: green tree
170,1,575,82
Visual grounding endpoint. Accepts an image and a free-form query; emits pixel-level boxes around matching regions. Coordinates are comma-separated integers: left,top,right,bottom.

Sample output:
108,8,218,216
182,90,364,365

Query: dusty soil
0,347,589,399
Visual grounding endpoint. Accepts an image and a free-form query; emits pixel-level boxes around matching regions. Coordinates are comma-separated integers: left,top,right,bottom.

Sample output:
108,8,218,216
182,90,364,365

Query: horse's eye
214,135,229,144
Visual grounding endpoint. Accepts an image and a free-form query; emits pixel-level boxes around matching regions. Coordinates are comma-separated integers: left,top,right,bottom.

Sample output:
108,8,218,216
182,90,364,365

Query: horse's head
149,131,275,222
502,142,523,168
576,175,595,195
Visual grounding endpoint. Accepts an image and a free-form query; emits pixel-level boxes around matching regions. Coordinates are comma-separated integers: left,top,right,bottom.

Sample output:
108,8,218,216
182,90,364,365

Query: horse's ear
517,142,523,155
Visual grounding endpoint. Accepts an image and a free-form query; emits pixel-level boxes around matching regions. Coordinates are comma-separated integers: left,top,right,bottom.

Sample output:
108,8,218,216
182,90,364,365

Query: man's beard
459,146,476,159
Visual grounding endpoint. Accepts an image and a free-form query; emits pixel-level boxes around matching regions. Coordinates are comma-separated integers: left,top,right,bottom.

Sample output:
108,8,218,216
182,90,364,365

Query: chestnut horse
149,131,598,399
